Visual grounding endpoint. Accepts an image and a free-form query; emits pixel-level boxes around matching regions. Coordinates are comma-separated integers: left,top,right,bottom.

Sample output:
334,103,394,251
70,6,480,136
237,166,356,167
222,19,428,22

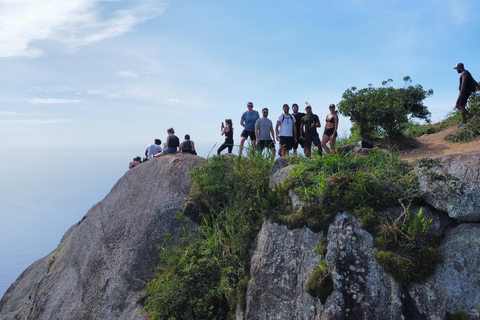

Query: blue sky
1,0,480,154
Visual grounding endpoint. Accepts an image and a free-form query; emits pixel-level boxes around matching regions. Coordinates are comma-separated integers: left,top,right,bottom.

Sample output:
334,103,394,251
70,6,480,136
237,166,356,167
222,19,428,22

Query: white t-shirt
146,144,162,159
277,113,296,137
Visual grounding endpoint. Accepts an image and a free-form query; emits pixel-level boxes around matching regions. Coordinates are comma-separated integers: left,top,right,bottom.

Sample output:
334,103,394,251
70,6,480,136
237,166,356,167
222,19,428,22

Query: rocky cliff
1,151,480,320
0,153,202,320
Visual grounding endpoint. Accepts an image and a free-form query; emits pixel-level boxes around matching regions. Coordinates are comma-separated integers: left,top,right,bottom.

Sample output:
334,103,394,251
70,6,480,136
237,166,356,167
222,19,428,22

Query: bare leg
329,136,336,154
321,134,331,154
457,105,473,123
239,137,247,157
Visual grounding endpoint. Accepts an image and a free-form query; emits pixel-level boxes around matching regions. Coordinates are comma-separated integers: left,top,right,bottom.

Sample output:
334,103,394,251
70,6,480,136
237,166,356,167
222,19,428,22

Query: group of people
130,62,479,169
217,101,338,158
129,128,197,169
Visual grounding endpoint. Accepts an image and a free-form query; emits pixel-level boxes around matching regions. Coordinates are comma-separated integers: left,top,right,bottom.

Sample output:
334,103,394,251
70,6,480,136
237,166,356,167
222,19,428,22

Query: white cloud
117,70,140,77
28,98,81,104
0,119,68,125
0,0,166,58
87,89,122,99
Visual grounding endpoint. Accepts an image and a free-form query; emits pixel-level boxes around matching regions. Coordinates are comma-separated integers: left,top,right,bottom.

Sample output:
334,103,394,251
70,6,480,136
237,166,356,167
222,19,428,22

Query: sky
1,0,480,156
1,0,480,298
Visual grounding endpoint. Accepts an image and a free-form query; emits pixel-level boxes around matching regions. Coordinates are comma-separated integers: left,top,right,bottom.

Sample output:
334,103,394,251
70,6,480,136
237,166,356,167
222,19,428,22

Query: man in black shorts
239,102,260,156
300,104,322,157
275,104,297,157
292,103,306,155
454,63,480,128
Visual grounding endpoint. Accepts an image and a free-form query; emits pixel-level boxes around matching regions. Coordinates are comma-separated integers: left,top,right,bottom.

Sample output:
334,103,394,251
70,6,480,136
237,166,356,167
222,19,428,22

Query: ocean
0,146,137,298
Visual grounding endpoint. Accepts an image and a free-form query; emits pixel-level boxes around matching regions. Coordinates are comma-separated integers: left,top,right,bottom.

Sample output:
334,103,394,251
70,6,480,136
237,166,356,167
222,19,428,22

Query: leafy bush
144,152,279,319
338,77,433,139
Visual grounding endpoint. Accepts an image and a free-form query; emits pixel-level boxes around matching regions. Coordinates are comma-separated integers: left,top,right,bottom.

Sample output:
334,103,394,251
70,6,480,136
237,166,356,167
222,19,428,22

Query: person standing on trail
255,108,276,157
239,102,260,156
454,62,480,128
275,104,297,157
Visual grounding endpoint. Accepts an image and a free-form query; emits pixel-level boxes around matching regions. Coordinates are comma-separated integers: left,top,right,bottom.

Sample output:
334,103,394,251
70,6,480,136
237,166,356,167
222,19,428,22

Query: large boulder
0,153,202,320
416,150,480,222
408,223,480,318
321,213,402,320
244,220,323,320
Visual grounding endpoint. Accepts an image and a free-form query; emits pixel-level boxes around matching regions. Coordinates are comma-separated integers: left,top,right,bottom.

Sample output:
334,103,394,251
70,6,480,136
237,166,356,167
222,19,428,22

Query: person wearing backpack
154,127,179,157
275,104,297,157
454,63,480,128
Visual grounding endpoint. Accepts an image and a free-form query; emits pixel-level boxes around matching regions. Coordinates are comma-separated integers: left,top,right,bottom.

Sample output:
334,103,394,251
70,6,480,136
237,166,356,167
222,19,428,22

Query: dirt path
401,125,480,161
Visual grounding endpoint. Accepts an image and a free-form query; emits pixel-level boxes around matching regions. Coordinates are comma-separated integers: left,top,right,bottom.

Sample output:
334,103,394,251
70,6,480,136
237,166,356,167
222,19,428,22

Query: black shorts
241,130,256,140
324,128,338,137
304,132,321,148
293,138,305,149
457,91,472,107
258,140,275,150
279,136,295,150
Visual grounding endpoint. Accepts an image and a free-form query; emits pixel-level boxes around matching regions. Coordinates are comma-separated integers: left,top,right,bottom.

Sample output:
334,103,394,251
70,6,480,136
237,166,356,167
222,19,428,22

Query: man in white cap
454,62,480,127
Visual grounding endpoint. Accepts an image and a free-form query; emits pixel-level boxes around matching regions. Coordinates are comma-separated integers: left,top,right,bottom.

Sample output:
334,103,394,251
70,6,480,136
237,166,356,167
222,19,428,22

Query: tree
338,77,433,139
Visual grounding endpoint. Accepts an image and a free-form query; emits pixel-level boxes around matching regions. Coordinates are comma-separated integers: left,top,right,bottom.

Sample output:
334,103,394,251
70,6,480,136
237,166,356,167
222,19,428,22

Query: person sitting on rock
180,134,197,155
145,139,162,160
154,128,179,157
129,156,142,169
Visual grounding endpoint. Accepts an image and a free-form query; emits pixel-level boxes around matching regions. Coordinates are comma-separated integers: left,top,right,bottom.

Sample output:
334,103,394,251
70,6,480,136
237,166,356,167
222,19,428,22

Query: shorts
324,128,338,137
304,132,321,148
164,147,177,155
293,138,305,149
258,140,275,150
241,130,256,140
457,91,472,107
279,136,295,150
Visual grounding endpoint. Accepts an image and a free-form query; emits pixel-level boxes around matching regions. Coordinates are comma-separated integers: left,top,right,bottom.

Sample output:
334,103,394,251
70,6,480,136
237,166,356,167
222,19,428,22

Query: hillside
401,123,480,161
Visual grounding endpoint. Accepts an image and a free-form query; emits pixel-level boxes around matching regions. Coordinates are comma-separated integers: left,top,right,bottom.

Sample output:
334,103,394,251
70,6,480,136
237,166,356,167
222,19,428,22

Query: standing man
255,108,276,157
292,103,306,155
301,104,322,157
275,104,297,157
454,63,480,128
239,102,260,156
145,139,162,159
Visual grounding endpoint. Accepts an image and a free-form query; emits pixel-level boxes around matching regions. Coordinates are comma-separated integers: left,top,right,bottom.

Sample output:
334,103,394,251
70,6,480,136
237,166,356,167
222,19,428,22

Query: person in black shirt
454,63,480,127
180,134,197,155
292,103,306,155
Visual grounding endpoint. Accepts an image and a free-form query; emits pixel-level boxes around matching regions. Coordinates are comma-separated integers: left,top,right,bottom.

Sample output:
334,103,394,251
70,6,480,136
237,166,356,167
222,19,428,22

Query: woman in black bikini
321,104,339,154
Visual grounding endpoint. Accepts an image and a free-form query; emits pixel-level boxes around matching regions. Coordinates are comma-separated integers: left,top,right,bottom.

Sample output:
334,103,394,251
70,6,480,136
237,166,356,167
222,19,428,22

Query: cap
454,63,464,69
329,104,335,108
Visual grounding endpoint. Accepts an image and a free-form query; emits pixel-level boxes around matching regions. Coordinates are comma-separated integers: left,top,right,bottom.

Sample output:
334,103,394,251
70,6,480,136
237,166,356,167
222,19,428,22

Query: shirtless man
454,63,480,127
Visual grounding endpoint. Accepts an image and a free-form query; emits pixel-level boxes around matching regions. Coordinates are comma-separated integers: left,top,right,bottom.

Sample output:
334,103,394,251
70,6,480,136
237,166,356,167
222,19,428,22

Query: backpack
170,135,180,148
281,114,294,123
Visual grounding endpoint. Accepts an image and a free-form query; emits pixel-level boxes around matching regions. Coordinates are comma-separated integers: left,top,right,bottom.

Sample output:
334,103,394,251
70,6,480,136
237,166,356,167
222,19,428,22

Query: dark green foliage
444,310,470,320
144,152,278,319
305,264,334,304
374,208,441,284
338,77,433,139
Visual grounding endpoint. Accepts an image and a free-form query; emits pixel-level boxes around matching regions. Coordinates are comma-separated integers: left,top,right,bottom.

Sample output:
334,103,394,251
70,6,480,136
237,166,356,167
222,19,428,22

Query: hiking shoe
457,122,466,128
468,114,476,122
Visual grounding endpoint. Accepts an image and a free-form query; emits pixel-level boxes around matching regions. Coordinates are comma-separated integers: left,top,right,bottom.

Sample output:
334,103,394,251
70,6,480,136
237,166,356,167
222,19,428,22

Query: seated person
154,128,179,157
145,139,162,159
129,156,142,169
180,134,197,155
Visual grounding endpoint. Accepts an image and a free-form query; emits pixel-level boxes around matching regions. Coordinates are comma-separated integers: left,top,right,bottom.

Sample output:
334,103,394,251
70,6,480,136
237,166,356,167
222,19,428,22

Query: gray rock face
0,153,202,320
244,220,323,320
322,213,402,320
409,223,480,318
416,151,480,222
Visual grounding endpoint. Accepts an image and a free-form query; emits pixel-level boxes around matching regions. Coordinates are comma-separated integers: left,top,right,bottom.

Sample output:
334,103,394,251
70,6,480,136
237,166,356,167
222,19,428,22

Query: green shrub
145,152,278,319
374,208,441,284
